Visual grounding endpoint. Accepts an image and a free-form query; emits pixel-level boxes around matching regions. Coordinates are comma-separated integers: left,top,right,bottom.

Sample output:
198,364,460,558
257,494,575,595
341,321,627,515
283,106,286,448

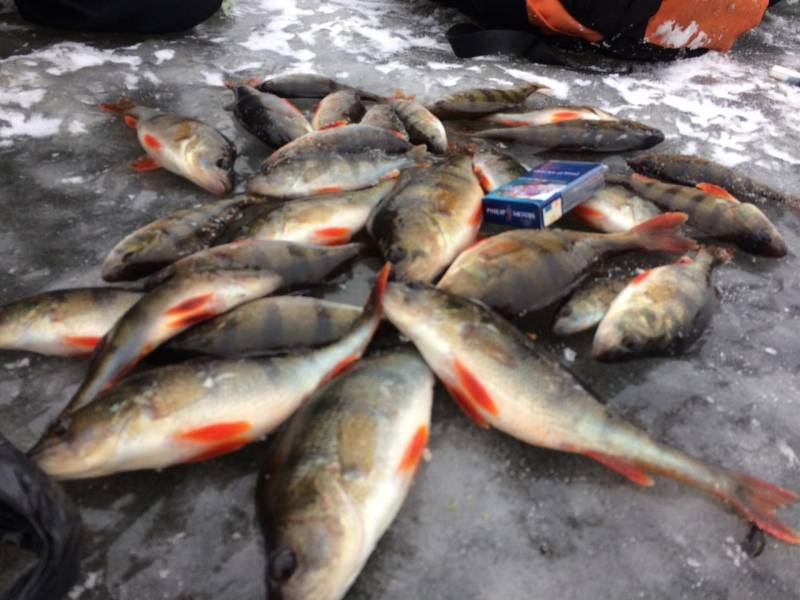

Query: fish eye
216,157,228,169
620,336,638,352
269,548,297,583
558,305,572,317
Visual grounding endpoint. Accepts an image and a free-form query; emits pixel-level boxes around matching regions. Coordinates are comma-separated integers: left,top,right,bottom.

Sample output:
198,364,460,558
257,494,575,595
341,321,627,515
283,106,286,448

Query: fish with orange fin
592,246,732,361
99,98,236,195
102,195,261,282
144,240,363,290
59,270,284,416
392,99,448,154
482,105,617,127
0,288,141,357
256,73,385,101
311,90,365,130
471,119,664,153
367,154,484,282
552,275,628,336
383,282,800,545
246,125,427,198
260,347,433,600
226,84,312,147
624,174,787,257
30,266,391,480
167,296,361,358
437,213,694,316
428,82,551,119
571,185,662,233
360,103,408,141
627,153,800,209
238,181,396,246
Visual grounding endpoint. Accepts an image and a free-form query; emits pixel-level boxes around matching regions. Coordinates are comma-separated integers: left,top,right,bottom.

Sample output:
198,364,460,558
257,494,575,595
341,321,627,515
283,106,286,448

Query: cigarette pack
482,160,606,229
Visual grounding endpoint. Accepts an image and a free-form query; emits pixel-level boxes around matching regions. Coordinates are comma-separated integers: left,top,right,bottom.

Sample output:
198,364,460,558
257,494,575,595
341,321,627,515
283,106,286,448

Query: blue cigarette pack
482,160,606,229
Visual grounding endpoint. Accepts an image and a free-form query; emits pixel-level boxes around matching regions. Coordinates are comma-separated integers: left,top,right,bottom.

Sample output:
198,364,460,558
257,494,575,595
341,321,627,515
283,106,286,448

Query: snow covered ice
1,0,799,598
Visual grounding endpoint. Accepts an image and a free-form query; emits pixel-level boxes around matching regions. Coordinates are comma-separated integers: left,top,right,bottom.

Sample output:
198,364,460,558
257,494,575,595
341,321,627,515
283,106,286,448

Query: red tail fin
717,472,800,544
629,212,695,254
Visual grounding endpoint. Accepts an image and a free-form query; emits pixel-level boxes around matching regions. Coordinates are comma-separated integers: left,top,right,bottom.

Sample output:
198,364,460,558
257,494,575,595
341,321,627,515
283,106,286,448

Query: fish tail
408,144,429,164
99,97,136,116
628,212,695,254
713,470,800,544
582,420,800,543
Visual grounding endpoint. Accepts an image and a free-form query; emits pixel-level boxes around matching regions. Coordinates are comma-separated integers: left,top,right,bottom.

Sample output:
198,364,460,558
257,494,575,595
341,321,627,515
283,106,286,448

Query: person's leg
14,0,223,34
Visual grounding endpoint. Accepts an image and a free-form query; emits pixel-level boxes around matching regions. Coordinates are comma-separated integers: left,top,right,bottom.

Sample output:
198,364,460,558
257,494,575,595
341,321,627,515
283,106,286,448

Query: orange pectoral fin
453,359,498,415
469,203,484,227
571,204,606,223
631,269,653,285
379,169,401,182
313,226,351,246
323,353,360,384
319,120,348,130
696,182,738,202
165,293,214,316
177,421,252,442
314,185,344,194
443,381,489,428
397,425,429,473
550,110,581,123
473,165,493,192
123,115,139,129
129,155,161,171
63,335,102,352
498,119,530,127
583,451,655,487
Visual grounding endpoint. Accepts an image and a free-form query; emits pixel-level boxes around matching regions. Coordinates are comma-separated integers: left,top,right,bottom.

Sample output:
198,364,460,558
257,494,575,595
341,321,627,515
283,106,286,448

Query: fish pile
2,72,797,599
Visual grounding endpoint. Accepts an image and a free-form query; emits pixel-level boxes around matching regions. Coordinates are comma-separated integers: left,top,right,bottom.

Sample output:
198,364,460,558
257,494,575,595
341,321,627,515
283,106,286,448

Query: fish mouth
195,169,235,196
591,336,631,362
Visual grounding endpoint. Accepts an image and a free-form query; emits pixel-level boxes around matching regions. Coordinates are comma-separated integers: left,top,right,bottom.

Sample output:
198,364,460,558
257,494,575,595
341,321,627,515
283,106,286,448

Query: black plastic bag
0,434,81,600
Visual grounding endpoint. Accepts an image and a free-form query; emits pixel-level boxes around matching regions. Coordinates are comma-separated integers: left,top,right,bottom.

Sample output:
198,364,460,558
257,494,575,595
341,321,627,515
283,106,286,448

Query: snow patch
0,109,61,139
778,439,800,469
0,88,46,109
648,20,711,50
18,42,141,76
154,49,175,64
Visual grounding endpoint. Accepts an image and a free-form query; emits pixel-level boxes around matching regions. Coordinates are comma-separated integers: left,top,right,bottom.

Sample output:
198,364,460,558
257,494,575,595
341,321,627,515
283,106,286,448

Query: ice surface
0,0,799,598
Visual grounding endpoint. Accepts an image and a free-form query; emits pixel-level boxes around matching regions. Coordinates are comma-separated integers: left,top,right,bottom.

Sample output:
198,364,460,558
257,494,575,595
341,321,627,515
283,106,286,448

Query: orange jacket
526,0,769,51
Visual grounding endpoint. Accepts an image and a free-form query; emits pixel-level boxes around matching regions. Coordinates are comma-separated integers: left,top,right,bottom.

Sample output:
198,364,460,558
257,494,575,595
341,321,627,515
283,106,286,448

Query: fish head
733,204,787,258
552,300,597,336
29,408,123,479
592,305,664,361
186,140,236,196
101,229,164,281
267,475,364,600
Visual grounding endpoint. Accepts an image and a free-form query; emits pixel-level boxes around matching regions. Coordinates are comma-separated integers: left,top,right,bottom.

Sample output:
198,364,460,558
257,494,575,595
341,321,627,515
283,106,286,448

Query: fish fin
379,169,401,182
584,451,655,487
313,227,351,246
388,129,409,140
142,134,162,150
629,212,695,254
551,110,581,123
697,182,739,202
323,352,360,384
453,360,498,416
99,97,136,115
177,421,251,442
314,185,344,194
408,144,428,164
631,269,653,285
164,293,214,316
63,335,102,352
224,76,263,89
123,115,138,129
129,155,161,171
280,98,305,117
630,173,659,184
442,381,490,428
674,256,694,265
473,165,493,192
497,119,529,126
393,89,415,100
319,120,349,130
469,203,483,227
717,472,800,544
571,204,606,223
397,425,429,473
